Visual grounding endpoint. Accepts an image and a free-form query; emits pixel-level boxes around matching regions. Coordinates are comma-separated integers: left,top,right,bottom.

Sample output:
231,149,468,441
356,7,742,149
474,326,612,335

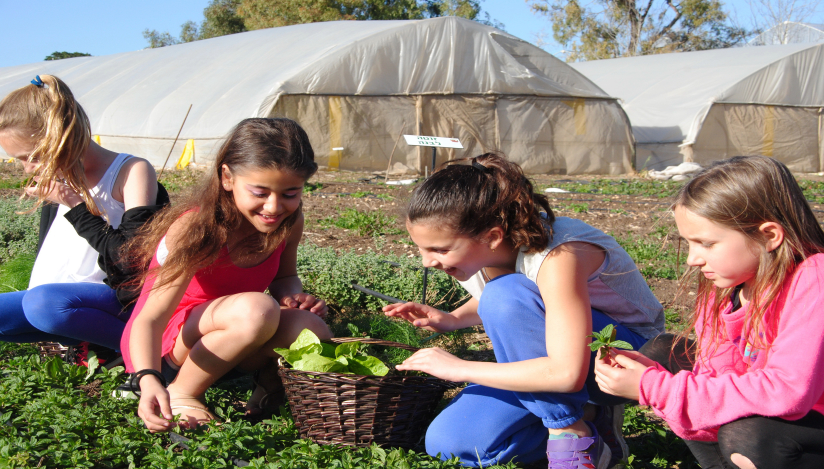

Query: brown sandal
170,399,218,429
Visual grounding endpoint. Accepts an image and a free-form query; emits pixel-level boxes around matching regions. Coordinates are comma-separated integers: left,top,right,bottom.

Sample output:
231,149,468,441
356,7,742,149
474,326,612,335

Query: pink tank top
121,240,287,372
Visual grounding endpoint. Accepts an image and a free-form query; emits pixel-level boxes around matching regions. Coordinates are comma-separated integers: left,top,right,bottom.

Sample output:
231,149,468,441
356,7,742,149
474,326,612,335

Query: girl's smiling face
674,206,762,291
221,165,305,234
407,221,492,281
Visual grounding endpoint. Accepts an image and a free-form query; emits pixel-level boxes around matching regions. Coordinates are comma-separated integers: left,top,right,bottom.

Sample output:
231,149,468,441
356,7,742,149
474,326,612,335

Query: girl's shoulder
165,211,199,249
787,253,824,289
112,155,158,205
798,253,824,268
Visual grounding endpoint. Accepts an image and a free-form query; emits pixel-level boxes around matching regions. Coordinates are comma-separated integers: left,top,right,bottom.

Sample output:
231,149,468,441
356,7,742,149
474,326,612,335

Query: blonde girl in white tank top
0,75,159,350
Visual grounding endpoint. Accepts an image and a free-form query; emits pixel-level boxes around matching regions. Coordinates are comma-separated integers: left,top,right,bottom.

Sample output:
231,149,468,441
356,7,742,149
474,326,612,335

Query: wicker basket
277,337,453,449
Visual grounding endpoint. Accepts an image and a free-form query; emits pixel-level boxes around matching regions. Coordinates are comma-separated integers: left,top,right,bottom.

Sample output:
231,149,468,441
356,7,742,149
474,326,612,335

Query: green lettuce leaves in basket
274,329,389,376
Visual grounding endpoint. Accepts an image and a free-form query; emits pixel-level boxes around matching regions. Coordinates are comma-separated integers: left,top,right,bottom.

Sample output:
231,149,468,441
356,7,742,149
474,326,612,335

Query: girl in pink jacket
595,156,824,469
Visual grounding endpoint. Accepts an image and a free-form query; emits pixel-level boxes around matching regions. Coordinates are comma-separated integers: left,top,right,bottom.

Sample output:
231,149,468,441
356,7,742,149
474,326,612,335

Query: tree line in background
39,0,822,63
528,0,748,61
143,0,501,48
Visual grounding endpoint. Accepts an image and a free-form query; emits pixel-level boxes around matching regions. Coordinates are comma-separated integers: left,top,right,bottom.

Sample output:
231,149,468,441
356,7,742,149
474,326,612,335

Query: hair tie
30,75,47,89
472,159,492,174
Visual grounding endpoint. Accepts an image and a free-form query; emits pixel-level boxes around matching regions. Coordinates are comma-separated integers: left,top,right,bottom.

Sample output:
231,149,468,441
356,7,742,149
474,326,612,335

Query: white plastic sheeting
0,17,634,174
572,43,824,171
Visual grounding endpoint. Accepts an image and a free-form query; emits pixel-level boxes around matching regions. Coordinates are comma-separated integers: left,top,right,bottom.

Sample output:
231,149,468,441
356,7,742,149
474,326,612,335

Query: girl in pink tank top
122,118,331,432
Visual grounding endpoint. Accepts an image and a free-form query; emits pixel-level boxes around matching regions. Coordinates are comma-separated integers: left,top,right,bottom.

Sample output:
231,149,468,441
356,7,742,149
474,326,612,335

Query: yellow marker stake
329,96,343,170
176,139,195,169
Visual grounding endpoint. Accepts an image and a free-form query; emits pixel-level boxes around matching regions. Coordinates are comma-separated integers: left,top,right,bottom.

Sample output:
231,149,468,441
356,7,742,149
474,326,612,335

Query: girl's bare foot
169,394,217,429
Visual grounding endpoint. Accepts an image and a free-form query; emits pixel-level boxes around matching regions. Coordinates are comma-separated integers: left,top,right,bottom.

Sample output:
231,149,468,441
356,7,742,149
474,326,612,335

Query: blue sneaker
546,421,611,469
592,404,628,467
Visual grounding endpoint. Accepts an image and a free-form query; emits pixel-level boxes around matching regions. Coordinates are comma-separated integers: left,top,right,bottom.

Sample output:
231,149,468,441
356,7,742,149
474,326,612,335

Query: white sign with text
403,135,464,149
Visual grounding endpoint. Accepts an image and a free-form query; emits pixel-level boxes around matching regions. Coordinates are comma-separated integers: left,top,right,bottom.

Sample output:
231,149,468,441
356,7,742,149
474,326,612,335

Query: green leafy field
0,171,707,468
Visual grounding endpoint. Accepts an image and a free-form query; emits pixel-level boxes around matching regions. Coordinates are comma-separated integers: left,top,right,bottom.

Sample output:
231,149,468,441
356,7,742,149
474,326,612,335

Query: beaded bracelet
129,369,167,395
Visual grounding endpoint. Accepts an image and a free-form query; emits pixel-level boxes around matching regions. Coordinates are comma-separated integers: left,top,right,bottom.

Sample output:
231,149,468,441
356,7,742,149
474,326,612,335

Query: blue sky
0,0,555,68
0,0,817,68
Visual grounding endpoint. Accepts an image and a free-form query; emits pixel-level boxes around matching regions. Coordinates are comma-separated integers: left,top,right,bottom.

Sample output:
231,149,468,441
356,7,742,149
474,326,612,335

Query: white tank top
28,153,133,288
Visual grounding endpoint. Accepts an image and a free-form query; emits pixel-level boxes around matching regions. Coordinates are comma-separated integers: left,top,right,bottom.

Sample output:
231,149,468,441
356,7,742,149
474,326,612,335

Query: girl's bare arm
267,213,327,317
397,242,604,393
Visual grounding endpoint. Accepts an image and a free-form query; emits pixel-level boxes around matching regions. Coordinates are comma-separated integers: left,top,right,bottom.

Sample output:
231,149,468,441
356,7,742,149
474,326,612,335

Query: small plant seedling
587,324,633,359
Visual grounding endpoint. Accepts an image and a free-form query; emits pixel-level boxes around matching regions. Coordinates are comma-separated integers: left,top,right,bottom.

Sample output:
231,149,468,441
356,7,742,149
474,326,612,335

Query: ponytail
407,152,553,253
0,75,97,215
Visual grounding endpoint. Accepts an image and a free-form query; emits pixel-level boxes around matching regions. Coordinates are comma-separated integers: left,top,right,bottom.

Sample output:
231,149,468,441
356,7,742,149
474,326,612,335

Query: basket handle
327,337,420,353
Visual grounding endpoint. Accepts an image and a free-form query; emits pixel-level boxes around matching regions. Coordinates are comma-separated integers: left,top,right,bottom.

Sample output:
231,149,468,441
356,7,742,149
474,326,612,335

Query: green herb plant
588,324,633,359
274,329,389,376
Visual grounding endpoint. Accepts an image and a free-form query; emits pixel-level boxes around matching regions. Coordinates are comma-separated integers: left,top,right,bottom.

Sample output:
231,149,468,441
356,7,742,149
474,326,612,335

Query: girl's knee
22,287,69,330
303,312,332,340
279,308,332,341
425,414,468,462
479,274,543,325
717,418,772,465
226,293,281,339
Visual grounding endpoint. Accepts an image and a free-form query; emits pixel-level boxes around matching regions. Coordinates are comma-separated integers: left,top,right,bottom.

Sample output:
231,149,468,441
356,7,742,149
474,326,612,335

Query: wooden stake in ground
384,122,406,183
158,104,193,180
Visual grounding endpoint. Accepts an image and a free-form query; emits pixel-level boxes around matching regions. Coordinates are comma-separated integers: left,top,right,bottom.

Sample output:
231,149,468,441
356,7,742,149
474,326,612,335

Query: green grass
0,253,35,293
297,244,468,315
350,191,394,201
536,179,685,198
614,226,684,281
157,167,206,193
797,179,824,204
0,342,500,468
622,405,698,468
319,208,404,237
538,175,824,203
0,340,692,468
561,203,589,213
0,198,39,264
0,174,698,467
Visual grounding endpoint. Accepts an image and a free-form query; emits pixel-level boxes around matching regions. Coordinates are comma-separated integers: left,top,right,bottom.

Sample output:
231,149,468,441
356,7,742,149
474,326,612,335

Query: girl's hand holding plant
280,293,328,319
383,302,457,333
594,350,656,401
136,375,175,433
395,346,466,382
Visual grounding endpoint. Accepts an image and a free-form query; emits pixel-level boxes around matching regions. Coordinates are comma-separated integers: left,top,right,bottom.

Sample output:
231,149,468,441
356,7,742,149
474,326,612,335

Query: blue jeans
425,274,649,467
0,283,128,350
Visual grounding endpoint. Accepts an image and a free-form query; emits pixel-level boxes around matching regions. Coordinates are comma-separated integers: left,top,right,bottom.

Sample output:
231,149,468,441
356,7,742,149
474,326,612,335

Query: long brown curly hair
406,152,553,253
124,118,317,292
0,75,100,215
676,156,824,355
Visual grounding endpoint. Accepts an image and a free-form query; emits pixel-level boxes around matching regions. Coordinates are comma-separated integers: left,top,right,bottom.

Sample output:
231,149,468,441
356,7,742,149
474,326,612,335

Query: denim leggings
425,273,649,467
0,282,128,350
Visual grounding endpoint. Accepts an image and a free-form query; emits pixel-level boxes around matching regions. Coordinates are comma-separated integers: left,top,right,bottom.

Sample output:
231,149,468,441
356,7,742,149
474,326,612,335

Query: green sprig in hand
587,324,633,360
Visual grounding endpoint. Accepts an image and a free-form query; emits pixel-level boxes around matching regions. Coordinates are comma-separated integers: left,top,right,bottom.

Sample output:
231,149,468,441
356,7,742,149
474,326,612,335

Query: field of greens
15,166,823,467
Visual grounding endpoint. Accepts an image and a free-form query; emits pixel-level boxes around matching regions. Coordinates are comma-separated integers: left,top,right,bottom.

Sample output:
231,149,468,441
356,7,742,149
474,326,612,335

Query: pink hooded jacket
639,254,824,441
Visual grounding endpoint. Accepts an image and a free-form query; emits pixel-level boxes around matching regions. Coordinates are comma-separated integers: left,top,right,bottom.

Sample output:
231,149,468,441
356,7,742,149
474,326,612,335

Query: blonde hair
0,75,99,215
675,156,824,353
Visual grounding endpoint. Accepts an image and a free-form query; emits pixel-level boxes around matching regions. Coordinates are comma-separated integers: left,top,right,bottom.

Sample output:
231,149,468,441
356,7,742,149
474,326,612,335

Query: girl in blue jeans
384,153,665,469
0,75,162,350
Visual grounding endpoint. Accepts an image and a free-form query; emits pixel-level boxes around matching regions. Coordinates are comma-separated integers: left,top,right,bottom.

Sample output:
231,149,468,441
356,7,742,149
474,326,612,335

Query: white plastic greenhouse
0,17,635,175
